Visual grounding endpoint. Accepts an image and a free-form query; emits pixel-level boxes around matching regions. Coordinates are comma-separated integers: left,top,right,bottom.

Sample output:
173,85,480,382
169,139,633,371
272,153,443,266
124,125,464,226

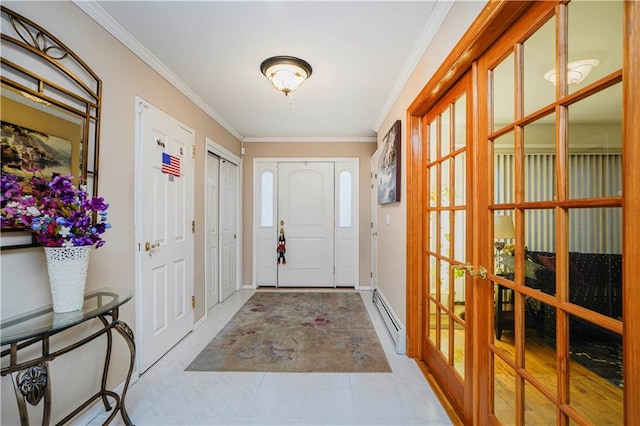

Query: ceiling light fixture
260,56,312,96
543,59,599,85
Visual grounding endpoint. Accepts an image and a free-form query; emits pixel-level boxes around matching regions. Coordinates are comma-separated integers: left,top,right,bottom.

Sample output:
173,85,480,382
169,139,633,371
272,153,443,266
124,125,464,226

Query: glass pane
524,117,557,202
493,131,515,204
453,153,466,206
454,93,466,150
453,211,465,263
493,52,515,131
429,165,437,207
440,210,450,259
494,282,515,348
429,255,437,296
568,208,622,320
338,171,351,227
524,300,557,395
440,260,451,306
429,211,437,253
429,117,438,162
441,108,450,157
453,324,465,378
428,299,437,343
494,211,515,276
568,84,622,199
440,312,450,358
524,18,556,115
441,160,450,207
569,317,623,425
260,171,273,227
453,270,465,308
524,381,557,424
568,0,622,95
493,354,516,424
524,209,557,296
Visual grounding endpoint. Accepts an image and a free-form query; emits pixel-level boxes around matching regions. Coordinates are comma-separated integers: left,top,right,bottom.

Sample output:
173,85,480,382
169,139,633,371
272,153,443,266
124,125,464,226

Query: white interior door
137,99,194,373
206,152,220,311
219,159,238,301
277,162,334,287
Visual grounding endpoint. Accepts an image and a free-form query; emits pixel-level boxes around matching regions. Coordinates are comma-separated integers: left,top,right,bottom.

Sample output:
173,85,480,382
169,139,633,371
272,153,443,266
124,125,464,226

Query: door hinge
192,220,195,233
371,272,373,278
192,145,195,158
191,295,195,309
371,222,373,228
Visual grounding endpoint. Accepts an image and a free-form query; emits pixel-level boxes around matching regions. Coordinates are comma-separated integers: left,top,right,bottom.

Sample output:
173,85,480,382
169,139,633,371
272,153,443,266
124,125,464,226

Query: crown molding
242,136,377,144
73,0,244,141
372,0,454,132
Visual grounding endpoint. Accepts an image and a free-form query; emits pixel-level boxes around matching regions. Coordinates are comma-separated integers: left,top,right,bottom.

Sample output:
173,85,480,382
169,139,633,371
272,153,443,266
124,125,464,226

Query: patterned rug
186,292,391,373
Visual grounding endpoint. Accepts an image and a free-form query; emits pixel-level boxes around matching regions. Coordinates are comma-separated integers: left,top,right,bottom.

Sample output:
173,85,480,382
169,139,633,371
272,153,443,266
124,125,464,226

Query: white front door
219,159,238,301
205,152,220,311
137,99,194,373
277,162,335,287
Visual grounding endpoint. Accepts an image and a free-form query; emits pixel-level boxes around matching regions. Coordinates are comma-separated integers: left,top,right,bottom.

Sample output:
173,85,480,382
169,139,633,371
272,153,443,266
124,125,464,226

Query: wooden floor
435,312,623,425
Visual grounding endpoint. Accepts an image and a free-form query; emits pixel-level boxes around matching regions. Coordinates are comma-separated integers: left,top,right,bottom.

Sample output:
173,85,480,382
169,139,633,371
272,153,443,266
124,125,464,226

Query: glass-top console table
1,287,135,425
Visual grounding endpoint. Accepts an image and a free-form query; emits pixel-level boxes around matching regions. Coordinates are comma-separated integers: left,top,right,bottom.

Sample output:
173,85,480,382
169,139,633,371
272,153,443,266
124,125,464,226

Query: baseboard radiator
372,288,406,354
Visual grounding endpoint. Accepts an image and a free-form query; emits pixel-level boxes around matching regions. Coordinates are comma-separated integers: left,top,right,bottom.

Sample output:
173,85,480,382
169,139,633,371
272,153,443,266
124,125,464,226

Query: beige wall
0,2,240,424
242,142,377,287
374,0,486,326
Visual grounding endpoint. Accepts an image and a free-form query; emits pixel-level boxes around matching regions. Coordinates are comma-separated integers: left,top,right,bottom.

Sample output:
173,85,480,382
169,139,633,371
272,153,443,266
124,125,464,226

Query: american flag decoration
162,153,181,177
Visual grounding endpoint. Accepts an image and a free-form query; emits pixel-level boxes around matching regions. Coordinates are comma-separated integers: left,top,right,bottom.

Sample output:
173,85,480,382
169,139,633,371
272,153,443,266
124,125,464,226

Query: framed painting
1,120,73,180
378,120,401,204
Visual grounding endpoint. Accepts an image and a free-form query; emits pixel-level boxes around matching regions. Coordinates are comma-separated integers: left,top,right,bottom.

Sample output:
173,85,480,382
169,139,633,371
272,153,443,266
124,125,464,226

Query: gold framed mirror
0,6,102,249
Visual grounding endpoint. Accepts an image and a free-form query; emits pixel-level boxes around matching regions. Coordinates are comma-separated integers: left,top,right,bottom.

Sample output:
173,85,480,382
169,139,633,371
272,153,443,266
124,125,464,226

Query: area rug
186,292,391,373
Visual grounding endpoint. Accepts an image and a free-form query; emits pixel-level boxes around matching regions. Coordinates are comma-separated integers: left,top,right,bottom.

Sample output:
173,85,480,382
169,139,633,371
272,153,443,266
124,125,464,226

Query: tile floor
89,290,452,425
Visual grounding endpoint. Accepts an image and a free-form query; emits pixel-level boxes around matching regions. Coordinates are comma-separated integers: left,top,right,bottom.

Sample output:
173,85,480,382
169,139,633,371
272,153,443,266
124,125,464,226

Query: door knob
451,263,487,280
144,241,160,252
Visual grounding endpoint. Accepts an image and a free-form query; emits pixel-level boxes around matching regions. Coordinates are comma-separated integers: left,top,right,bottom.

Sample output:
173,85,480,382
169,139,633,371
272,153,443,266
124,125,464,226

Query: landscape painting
1,120,72,180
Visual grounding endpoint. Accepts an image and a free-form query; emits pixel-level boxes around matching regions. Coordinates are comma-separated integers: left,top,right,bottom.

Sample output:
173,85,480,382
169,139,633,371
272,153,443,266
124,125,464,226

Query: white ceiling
81,1,454,142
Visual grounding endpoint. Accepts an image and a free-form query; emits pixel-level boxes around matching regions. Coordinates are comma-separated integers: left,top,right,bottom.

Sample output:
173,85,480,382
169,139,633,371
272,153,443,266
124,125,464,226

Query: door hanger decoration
277,220,286,265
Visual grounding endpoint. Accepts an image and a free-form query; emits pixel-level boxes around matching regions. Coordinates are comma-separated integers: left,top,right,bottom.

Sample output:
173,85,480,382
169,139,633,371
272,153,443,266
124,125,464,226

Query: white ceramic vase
44,246,91,313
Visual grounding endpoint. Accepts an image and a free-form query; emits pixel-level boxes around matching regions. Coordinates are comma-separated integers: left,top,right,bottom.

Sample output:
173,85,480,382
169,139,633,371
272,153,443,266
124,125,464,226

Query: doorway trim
252,157,360,289
203,137,242,320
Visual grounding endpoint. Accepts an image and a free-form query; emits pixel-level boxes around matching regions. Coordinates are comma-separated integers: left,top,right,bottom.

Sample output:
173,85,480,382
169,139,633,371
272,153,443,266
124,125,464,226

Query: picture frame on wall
378,119,401,204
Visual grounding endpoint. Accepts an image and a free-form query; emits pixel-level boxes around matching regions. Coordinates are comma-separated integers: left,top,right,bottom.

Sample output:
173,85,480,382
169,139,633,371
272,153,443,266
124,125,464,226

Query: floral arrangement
0,172,110,248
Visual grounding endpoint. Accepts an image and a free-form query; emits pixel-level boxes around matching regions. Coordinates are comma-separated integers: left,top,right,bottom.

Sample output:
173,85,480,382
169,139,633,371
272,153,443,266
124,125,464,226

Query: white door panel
220,159,238,301
138,100,194,373
277,162,334,287
206,153,220,311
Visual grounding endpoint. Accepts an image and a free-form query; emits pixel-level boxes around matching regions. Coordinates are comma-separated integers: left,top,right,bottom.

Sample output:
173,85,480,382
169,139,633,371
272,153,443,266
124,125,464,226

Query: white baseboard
193,314,207,330
357,285,372,291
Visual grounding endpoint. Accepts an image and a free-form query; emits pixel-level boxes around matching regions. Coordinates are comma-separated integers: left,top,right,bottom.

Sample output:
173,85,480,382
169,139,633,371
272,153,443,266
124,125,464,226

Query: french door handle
451,263,487,280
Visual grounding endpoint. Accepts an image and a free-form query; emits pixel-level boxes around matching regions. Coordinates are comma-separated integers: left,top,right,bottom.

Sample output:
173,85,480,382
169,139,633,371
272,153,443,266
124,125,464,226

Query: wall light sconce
260,56,312,96
543,59,599,85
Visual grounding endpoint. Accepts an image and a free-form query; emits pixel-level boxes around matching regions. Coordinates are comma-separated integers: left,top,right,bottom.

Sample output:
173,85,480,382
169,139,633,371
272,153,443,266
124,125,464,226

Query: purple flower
0,172,110,248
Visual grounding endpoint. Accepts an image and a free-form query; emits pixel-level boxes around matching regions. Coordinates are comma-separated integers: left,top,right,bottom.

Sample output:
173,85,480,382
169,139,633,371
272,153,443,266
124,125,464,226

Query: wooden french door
408,1,640,424
421,73,474,418
478,1,625,424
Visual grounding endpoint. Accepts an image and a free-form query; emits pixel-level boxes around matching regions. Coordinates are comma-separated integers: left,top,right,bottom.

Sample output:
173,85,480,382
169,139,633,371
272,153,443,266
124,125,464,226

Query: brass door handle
451,263,487,280
144,241,160,252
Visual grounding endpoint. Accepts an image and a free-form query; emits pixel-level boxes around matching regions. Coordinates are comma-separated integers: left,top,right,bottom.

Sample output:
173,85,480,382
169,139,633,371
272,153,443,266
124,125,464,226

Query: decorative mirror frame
0,6,102,249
